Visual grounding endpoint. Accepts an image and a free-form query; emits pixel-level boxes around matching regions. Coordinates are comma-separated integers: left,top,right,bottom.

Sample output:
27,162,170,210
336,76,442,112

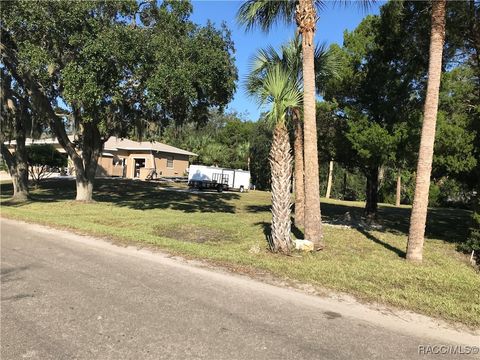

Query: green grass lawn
1,178,479,328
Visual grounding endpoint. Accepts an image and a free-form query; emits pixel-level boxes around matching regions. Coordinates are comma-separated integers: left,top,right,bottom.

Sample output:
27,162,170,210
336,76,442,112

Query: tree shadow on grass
323,201,471,245
0,182,13,198
255,221,274,251
255,219,305,252
356,226,406,258
1,179,75,205
246,200,471,245
94,179,240,213
252,208,405,257
1,178,240,214
247,204,270,213
290,220,304,240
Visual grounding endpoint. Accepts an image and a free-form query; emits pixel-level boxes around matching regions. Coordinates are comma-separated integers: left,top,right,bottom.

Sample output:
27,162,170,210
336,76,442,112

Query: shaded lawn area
1,178,479,328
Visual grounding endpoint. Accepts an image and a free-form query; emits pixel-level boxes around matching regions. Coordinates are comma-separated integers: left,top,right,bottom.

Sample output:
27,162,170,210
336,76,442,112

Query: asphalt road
1,218,478,360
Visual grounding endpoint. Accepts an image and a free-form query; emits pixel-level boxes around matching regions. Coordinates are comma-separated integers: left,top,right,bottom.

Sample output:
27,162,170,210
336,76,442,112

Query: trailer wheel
217,184,223,193
239,186,245,193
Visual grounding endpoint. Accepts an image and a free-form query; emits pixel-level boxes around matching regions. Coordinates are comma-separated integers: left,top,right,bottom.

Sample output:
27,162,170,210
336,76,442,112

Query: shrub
458,204,480,263
27,144,67,185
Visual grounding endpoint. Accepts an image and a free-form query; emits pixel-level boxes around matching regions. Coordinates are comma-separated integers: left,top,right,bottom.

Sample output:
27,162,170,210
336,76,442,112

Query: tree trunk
74,156,99,201
342,171,347,200
11,171,29,201
269,122,293,253
378,165,385,186
73,121,102,202
407,0,446,263
293,109,305,228
0,127,29,202
13,114,29,200
75,176,94,201
297,0,324,249
325,160,334,199
395,170,402,207
365,167,379,218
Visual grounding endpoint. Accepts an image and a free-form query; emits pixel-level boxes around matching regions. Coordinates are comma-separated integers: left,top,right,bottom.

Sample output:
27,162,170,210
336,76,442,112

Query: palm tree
246,37,338,229
236,141,251,170
406,0,447,263
246,64,302,253
238,0,365,249
238,0,321,248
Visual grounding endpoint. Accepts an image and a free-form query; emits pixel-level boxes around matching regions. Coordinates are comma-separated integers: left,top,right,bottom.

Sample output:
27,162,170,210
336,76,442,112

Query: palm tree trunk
325,160,334,199
269,122,293,253
296,0,324,249
395,170,402,207
407,0,446,263
293,109,305,228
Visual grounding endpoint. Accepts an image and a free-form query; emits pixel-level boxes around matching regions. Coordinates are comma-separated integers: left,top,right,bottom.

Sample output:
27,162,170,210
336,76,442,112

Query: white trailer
188,165,250,192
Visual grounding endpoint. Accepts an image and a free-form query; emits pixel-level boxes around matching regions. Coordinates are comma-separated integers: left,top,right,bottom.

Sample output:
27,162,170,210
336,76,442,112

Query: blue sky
190,0,385,121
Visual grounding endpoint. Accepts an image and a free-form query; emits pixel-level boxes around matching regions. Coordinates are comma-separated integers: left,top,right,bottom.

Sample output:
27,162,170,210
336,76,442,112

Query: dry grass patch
153,223,236,243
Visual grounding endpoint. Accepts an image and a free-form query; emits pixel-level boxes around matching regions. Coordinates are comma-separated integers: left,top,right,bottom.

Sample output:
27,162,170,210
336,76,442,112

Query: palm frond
245,36,341,109
236,0,296,32
281,34,303,76
259,65,302,125
332,0,376,13
244,45,287,101
314,43,342,94
314,0,327,11
237,0,367,33
250,45,282,76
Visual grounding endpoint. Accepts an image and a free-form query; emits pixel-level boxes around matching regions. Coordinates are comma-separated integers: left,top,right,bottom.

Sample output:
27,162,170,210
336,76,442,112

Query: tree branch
0,143,17,176
0,35,84,172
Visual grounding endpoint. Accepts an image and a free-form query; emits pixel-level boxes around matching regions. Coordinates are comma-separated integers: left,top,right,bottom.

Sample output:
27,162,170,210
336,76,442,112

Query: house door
134,158,146,178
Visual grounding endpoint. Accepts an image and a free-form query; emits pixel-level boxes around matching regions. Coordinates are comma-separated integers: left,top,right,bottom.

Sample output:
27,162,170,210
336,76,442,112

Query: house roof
103,137,197,156
6,136,197,157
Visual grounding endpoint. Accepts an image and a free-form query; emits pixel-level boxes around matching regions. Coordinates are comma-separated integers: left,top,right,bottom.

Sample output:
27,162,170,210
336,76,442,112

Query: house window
112,157,124,167
166,155,174,168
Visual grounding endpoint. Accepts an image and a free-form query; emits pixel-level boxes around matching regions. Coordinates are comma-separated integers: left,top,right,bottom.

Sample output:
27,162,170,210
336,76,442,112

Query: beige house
97,137,196,180
8,136,196,180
